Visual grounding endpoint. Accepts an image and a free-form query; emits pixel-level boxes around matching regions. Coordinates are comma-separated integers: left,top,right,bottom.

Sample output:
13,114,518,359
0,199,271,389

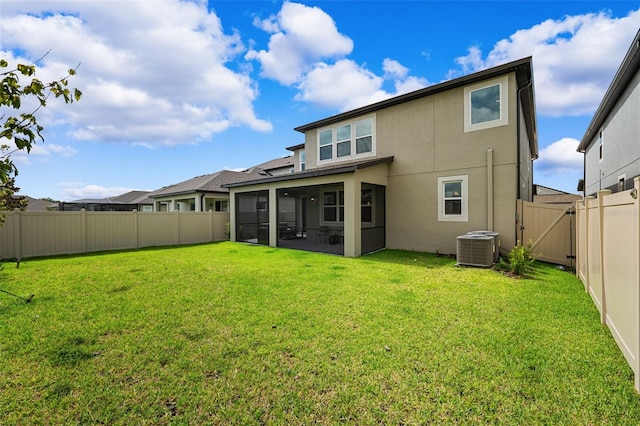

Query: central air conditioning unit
457,234,494,267
465,230,500,261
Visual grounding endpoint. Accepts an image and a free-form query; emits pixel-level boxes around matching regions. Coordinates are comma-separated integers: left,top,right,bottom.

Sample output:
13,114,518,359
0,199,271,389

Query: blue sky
1,1,639,201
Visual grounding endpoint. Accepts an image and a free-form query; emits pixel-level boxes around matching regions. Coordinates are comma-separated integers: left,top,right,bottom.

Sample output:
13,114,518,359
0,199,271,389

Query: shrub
496,241,536,277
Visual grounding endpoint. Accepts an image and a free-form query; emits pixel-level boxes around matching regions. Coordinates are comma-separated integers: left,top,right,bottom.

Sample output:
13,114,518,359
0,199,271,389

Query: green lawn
1,242,638,424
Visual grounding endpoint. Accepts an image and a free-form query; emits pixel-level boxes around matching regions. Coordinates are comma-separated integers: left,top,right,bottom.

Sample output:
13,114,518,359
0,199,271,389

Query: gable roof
578,29,640,152
293,57,537,157
112,190,152,204
250,155,295,172
23,196,58,211
150,168,271,198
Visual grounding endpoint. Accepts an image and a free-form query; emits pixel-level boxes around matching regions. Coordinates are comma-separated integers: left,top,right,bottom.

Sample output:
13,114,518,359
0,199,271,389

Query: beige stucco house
226,57,538,257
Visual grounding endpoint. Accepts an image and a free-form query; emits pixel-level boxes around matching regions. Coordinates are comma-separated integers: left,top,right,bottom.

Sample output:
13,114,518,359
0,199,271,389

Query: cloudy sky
1,0,639,200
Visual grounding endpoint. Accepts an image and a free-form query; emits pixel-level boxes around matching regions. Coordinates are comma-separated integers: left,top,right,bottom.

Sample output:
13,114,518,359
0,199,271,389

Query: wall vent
457,234,494,267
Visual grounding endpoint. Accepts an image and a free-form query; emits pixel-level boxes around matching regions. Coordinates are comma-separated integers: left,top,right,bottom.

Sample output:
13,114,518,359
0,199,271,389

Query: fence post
597,190,611,325
583,197,594,292
13,209,22,262
133,209,139,249
209,210,214,242
175,211,181,245
80,209,87,254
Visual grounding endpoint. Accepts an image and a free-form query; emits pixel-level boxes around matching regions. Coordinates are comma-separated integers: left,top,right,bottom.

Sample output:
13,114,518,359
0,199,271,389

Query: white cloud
383,58,409,79
536,137,583,175
295,59,386,111
60,183,136,201
245,1,353,85
450,9,640,117
247,3,428,112
0,0,271,148
2,139,78,166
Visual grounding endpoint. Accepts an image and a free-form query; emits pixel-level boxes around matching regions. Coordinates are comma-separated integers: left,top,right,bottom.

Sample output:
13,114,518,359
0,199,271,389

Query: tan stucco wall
376,74,521,254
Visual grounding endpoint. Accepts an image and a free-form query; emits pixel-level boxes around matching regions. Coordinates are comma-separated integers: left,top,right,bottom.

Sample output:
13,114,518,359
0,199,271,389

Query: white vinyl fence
576,177,640,391
0,209,230,260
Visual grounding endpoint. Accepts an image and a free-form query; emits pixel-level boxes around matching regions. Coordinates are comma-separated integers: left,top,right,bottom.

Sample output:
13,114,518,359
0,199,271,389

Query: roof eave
224,156,394,188
294,57,534,133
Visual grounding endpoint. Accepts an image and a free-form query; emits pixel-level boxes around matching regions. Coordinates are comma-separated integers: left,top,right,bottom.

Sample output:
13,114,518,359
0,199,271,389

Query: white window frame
320,187,375,225
317,115,376,165
618,173,626,192
300,150,306,171
438,175,468,222
361,186,374,226
321,189,344,224
214,200,228,212
464,75,509,133
598,129,604,163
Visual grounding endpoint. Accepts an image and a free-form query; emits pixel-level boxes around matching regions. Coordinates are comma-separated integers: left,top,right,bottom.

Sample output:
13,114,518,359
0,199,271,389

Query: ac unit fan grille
457,235,494,267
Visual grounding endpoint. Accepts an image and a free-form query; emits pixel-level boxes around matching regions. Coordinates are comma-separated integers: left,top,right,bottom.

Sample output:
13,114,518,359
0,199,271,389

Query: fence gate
516,200,576,267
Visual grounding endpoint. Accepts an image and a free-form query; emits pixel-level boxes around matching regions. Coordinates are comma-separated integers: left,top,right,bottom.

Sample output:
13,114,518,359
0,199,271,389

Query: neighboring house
225,57,538,257
533,185,581,204
59,191,153,211
149,168,270,212
112,190,154,212
251,154,297,176
23,196,59,211
578,29,640,196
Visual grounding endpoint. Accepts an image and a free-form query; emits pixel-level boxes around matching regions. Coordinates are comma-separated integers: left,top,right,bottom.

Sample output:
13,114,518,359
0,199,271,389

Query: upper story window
464,76,509,132
598,130,604,162
300,150,306,171
317,116,375,164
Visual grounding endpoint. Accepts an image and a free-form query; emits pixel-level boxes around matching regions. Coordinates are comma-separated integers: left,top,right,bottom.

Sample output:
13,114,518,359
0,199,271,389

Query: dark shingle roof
150,168,271,197
112,190,153,204
250,155,294,172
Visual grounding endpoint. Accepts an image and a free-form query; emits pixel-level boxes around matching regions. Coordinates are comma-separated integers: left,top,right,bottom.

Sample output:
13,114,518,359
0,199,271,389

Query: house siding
583,46,640,196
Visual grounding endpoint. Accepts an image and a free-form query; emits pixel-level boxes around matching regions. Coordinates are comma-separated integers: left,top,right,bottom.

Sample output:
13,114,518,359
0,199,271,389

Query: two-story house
226,57,537,257
578,29,640,196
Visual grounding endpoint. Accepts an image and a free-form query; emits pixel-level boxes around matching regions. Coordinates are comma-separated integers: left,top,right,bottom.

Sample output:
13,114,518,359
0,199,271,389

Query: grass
0,242,639,424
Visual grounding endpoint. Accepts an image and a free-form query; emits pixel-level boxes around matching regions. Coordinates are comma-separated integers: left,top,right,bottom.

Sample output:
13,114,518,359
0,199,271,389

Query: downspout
515,78,533,247
201,193,206,212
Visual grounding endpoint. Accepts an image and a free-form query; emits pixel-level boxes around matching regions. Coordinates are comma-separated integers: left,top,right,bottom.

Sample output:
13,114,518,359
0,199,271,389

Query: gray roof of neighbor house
112,190,153,204
294,57,538,159
225,156,394,188
250,155,295,173
578,29,640,152
533,184,582,204
23,196,59,211
150,168,271,198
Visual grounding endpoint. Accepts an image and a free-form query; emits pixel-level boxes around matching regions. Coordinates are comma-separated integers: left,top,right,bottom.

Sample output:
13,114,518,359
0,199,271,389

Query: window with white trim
321,188,374,224
598,130,604,162
322,190,344,223
464,76,508,132
214,200,228,212
361,187,373,224
437,175,468,222
317,116,375,163
618,174,626,192
300,150,306,171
